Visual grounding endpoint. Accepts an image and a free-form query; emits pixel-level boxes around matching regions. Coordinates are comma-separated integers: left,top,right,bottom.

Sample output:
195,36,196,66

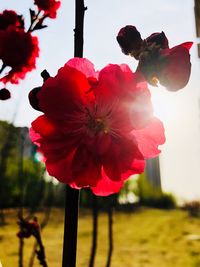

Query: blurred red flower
0,10,24,30
34,0,61,18
0,27,39,84
30,58,165,196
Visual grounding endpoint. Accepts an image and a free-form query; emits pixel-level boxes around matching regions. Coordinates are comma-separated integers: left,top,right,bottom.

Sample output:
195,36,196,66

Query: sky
0,0,200,201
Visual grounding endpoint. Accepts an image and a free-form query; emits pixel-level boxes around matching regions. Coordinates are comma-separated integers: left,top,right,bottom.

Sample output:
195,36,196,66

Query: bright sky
1,0,200,201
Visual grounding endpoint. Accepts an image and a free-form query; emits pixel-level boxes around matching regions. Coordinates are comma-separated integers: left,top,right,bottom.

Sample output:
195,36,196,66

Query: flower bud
117,25,143,59
28,86,42,111
0,88,11,100
146,31,169,49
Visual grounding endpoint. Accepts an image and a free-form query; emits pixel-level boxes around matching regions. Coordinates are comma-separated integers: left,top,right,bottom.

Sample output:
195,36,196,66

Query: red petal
71,145,101,187
91,167,124,196
181,42,193,51
38,65,91,120
45,151,75,184
132,117,165,159
29,127,42,146
66,57,97,78
159,43,192,91
31,115,57,138
102,137,145,181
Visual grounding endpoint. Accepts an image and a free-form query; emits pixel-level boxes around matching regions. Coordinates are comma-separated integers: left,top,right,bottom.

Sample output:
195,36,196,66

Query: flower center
86,116,109,135
151,76,159,86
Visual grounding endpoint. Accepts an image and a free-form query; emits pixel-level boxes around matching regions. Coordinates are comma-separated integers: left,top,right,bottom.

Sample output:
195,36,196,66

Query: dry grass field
1,208,200,267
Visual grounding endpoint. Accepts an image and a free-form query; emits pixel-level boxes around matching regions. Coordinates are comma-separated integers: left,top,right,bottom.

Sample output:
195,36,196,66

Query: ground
1,208,200,267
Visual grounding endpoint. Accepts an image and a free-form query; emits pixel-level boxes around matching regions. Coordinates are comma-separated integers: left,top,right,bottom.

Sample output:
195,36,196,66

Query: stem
27,10,41,32
28,206,52,267
62,186,80,267
106,207,113,267
19,237,24,267
89,195,98,267
36,233,48,267
0,64,6,75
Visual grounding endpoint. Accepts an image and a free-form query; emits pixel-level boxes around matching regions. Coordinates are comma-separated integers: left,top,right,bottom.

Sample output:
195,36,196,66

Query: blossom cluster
29,26,192,196
0,0,60,100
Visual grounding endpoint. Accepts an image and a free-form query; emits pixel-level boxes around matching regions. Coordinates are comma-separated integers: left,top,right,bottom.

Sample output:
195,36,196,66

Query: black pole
62,186,80,267
74,0,86,58
89,195,98,267
106,207,113,267
62,2,86,266
18,131,25,267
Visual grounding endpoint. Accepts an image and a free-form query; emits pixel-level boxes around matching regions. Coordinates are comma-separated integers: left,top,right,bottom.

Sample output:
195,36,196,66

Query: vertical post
89,195,98,267
106,207,113,267
62,1,86,266
74,0,86,58
62,187,80,267
18,129,25,267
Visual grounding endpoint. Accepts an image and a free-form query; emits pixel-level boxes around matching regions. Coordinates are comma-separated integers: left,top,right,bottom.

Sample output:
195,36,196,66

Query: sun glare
150,87,178,123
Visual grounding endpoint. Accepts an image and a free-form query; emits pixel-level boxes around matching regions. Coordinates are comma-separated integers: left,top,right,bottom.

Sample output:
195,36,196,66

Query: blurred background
1,1,200,267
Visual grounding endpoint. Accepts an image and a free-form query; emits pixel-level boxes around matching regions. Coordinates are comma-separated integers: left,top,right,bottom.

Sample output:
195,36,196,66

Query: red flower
117,25,193,91
0,27,39,84
158,42,193,91
137,41,193,91
34,0,61,19
0,10,24,30
30,58,165,196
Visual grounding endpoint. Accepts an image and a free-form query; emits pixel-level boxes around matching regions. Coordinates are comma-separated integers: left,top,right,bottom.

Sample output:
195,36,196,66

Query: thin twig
27,10,41,32
18,215,48,267
0,64,6,75
18,237,24,267
28,206,52,267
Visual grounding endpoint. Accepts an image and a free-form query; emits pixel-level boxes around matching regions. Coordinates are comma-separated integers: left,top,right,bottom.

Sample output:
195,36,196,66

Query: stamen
151,76,158,86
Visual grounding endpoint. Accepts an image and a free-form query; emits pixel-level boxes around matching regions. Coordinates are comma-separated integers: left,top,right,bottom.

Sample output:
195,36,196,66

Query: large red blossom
0,27,39,84
30,58,165,196
34,0,61,19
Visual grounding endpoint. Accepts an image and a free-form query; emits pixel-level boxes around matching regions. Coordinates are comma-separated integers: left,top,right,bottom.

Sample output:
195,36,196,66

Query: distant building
17,127,36,159
194,0,200,56
146,157,162,191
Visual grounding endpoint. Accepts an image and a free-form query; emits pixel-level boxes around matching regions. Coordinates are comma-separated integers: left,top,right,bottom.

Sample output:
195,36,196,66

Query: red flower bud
146,32,169,49
29,87,42,111
0,88,11,100
117,25,143,59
